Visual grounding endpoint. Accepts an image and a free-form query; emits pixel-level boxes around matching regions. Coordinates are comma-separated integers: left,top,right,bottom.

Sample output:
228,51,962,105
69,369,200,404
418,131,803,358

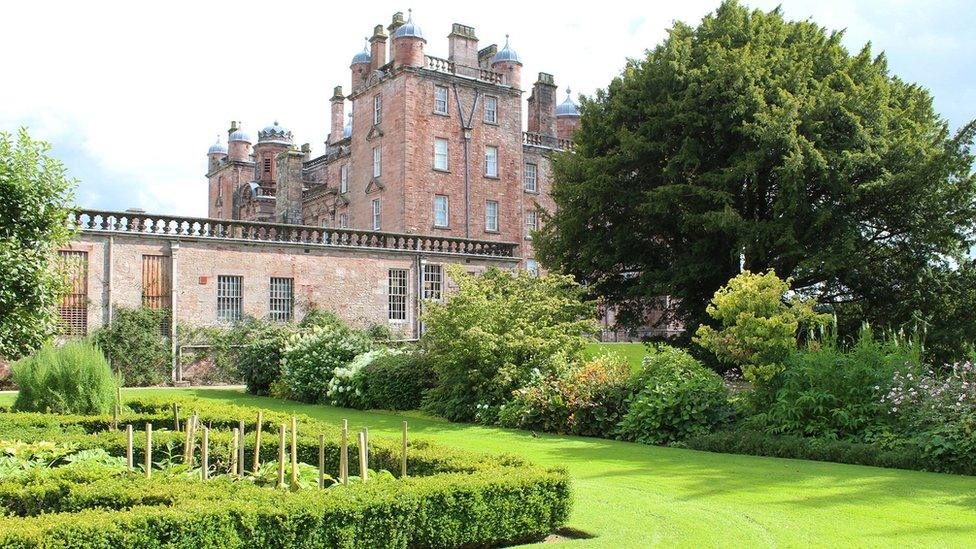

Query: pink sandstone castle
203,11,580,275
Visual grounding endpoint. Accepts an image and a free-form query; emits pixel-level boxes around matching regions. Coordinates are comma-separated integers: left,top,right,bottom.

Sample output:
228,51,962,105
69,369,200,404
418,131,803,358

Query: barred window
434,85,449,114
142,254,171,309
485,146,498,177
423,264,443,301
217,275,243,321
58,250,88,336
485,200,499,232
269,277,294,322
388,268,408,321
484,96,498,124
524,163,538,192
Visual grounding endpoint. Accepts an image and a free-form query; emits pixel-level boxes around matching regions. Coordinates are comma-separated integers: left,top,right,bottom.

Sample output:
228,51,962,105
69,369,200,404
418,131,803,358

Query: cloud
1,0,972,217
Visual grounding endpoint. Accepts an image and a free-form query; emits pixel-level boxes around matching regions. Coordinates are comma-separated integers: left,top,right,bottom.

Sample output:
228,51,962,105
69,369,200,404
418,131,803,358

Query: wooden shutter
58,250,88,336
142,255,171,309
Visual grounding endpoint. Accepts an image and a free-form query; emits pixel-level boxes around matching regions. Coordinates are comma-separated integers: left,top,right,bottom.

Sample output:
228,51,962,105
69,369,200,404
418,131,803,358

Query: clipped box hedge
0,396,571,548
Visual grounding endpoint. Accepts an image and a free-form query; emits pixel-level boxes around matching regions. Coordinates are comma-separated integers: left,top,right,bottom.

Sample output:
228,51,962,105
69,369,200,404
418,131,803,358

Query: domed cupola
351,41,371,66
228,128,252,143
491,35,522,65
556,89,580,117
392,9,425,41
208,136,227,155
258,121,293,145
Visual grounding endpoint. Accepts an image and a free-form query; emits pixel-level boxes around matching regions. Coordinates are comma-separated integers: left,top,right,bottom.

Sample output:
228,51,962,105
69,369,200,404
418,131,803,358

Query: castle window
372,199,381,230
339,213,349,228
484,146,498,177
434,138,449,171
217,275,243,322
485,200,499,232
524,163,538,192
263,158,271,174
434,195,449,227
340,164,349,193
58,250,88,336
388,268,408,321
373,147,381,177
269,277,294,322
484,96,498,124
423,264,443,301
525,210,538,234
373,94,382,125
434,85,449,115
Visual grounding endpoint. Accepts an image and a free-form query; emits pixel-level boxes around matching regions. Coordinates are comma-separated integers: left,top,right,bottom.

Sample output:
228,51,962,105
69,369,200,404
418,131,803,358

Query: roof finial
274,120,279,125
505,34,510,46
407,8,413,21
566,87,572,97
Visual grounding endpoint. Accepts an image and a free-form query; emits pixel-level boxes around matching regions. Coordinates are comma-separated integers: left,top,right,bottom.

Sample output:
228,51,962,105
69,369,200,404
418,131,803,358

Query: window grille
269,277,294,322
217,275,243,321
434,138,449,171
485,200,499,232
524,163,538,192
484,96,498,123
485,146,498,177
423,264,443,301
434,85,449,114
141,254,171,309
388,268,408,321
58,250,88,336
434,195,449,227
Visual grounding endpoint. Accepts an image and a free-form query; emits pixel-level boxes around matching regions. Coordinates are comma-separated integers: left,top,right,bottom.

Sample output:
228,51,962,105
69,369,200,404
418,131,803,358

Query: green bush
12,341,118,415
232,319,293,396
91,306,171,386
360,352,436,411
498,354,631,437
327,348,399,409
617,346,732,444
280,323,373,403
752,327,918,439
421,266,597,422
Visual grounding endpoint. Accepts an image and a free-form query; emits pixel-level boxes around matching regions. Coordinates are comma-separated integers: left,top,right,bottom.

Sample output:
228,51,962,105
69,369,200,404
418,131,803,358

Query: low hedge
679,429,975,475
0,396,572,548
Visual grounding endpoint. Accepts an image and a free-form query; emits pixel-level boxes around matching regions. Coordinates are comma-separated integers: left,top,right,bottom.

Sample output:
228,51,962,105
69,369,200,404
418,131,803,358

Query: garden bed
0,396,571,548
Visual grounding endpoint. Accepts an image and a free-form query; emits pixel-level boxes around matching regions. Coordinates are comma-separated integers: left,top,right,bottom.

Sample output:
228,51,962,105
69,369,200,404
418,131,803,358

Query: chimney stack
527,73,557,137
448,23,478,70
329,86,345,144
369,25,388,70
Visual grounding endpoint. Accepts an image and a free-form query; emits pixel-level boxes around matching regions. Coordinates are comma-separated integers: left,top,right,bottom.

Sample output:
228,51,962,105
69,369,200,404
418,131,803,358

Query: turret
491,35,522,89
392,9,425,68
207,135,227,172
555,88,581,141
350,41,371,93
227,121,252,162
255,121,293,185
330,86,345,144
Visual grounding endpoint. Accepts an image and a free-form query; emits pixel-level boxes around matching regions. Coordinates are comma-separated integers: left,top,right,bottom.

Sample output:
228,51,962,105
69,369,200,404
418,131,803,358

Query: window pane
526,259,539,276
434,138,448,170
524,163,537,192
435,86,449,114
339,213,349,228
372,199,381,230
434,195,449,227
373,95,382,125
485,146,498,177
484,96,497,123
388,268,408,321
340,165,348,193
423,264,443,301
525,211,538,231
486,200,498,231
217,275,243,321
373,147,381,177
269,277,294,322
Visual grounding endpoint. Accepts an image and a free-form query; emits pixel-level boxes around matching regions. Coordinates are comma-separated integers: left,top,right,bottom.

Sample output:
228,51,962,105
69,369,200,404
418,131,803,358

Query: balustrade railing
424,55,504,85
523,131,572,150
69,210,518,258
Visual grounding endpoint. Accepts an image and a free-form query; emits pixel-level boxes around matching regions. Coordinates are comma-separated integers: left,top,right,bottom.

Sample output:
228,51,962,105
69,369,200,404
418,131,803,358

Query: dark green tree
536,1,976,358
0,129,76,359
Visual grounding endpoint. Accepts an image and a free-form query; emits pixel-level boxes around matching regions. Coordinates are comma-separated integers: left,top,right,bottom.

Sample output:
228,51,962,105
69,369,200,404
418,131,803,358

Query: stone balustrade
523,131,572,150
424,55,504,85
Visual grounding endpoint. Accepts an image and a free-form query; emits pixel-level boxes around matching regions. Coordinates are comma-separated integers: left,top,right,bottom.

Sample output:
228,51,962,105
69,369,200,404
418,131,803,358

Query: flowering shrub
617,346,732,444
326,348,400,408
280,324,372,403
497,355,631,437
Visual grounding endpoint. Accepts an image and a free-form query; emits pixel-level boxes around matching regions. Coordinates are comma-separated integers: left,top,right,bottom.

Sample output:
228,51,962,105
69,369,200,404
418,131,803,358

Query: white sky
1,0,973,217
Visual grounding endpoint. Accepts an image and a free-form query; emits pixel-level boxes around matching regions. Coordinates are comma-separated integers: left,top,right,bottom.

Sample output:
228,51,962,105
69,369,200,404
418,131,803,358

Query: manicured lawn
6,388,970,547
584,342,650,371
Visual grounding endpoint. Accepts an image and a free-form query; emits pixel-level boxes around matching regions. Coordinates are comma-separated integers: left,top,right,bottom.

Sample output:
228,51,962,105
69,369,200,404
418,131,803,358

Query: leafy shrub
280,323,372,403
12,341,118,415
617,346,732,444
91,306,171,386
232,319,294,396
326,348,401,408
421,266,597,421
498,354,631,437
359,352,436,411
752,326,918,439
694,270,830,385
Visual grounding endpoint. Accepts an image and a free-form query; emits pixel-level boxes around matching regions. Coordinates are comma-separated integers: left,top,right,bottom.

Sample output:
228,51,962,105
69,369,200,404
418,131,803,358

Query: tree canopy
0,129,76,359
536,1,976,357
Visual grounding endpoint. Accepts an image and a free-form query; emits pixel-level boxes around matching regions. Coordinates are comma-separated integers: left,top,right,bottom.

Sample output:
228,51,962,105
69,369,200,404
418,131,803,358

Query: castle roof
208,136,227,155
392,10,424,41
228,128,252,143
556,89,580,117
351,42,371,65
258,121,293,145
491,35,521,65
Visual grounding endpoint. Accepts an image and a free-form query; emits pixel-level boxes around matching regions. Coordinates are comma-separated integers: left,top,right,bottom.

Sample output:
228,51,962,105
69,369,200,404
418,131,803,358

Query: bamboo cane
112,403,119,431
340,419,348,485
125,424,134,471
186,414,199,466
401,421,408,477
318,434,325,489
290,416,298,488
173,403,180,431
238,419,246,475
202,426,209,481
230,428,239,475
277,423,286,488
358,431,368,482
144,423,152,479
253,410,263,472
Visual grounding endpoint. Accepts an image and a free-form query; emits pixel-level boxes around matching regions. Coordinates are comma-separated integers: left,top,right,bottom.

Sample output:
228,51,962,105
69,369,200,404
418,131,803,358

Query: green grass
584,342,650,371
4,388,976,547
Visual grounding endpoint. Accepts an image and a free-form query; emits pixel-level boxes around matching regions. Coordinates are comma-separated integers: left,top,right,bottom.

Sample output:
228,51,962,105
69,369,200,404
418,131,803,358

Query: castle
203,11,580,274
